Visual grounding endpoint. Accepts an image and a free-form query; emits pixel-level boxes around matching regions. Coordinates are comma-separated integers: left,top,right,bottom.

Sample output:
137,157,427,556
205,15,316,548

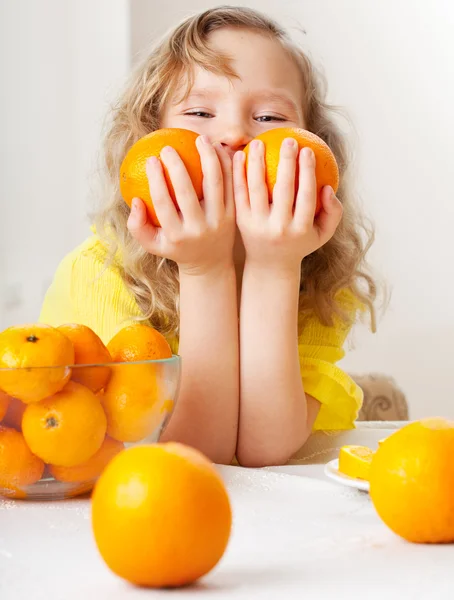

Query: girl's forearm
161,265,239,464
237,263,313,467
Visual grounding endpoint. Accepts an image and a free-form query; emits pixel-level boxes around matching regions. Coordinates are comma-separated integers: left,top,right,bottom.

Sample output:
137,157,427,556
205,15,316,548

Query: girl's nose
217,127,252,158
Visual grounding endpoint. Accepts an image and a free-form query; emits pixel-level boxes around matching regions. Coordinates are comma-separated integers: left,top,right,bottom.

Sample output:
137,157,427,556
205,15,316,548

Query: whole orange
0,324,74,403
0,390,10,421
22,381,107,467
244,127,339,215
57,323,112,393
119,128,203,227
369,417,454,543
0,426,45,497
91,443,232,588
2,396,26,430
101,363,165,443
50,436,124,483
107,324,172,362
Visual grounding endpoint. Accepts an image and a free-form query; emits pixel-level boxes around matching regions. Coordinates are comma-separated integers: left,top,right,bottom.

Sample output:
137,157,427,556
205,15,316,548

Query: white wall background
1,0,453,419
0,0,130,327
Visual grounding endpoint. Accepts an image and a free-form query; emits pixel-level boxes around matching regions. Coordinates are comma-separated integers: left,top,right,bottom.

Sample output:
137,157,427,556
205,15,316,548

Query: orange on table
50,436,124,483
2,396,26,431
370,417,454,543
101,363,164,442
0,426,45,497
92,443,232,588
120,128,204,227
0,324,74,403
244,127,339,216
0,390,10,421
57,323,112,393
107,324,172,362
22,381,107,467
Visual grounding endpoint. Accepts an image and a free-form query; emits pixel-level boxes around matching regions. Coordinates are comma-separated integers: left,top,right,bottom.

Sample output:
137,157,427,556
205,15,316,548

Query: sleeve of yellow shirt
298,289,364,431
39,236,143,345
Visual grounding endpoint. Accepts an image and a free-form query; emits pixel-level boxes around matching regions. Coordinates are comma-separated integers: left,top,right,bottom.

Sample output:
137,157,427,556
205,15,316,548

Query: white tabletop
1,422,453,599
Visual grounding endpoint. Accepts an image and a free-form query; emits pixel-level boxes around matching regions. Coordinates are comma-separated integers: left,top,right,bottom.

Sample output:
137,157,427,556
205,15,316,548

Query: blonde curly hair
94,5,377,338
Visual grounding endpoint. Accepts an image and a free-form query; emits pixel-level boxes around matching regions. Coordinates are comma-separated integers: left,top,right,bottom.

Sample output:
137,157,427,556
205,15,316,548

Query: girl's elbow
236,429,311,468
236,446,294,469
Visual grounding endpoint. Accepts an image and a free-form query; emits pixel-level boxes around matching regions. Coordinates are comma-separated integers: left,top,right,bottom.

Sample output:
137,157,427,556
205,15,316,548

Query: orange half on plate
338,445,374,481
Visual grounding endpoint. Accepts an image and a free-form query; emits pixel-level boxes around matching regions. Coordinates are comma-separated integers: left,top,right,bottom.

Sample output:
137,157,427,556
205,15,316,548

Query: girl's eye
185,111,213,118
256,115,286,123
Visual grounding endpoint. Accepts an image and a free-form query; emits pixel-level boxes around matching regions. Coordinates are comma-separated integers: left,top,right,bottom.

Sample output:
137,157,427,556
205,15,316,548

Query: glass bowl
0,356,181,501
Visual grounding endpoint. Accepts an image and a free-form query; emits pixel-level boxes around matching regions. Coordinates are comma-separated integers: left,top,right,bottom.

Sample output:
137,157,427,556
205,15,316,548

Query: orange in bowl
50,436,124,483
244,127,339,215
0,390,10,422
92,443,232,588
22,381,107,467
119,128,203,227
107,324,172,362
0,324,74,403
57,323,112,393
101,363,168,443
2,396,26,431
0,426,45,497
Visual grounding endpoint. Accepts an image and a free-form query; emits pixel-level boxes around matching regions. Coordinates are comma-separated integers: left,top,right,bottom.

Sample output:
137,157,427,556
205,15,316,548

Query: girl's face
161,28,306,157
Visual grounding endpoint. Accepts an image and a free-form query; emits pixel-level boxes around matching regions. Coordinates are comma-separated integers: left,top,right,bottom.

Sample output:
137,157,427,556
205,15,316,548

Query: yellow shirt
39,235,363,430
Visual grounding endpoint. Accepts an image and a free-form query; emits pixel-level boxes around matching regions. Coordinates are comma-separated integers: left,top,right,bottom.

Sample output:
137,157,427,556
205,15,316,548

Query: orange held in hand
244,127,339,216
107,324,172,362
57,323,112,393
92,443,232,588
0,426,45,498
0,324,75,403
22,381,107,467
369,417,454,544
119,128,204,227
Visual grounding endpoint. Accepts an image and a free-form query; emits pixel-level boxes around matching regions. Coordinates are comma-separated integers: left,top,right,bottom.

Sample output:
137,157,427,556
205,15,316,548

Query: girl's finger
145,156,182,231
293,147,317,227
127,197,161,254
271,138,299,222
196,136,224,223
315,186,343,245
246,139,269,215
214,142,235,220
160,145,204,224
232,150,249,216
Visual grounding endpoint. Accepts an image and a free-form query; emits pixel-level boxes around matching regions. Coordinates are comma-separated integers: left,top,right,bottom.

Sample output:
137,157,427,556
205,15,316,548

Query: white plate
324,459,370,492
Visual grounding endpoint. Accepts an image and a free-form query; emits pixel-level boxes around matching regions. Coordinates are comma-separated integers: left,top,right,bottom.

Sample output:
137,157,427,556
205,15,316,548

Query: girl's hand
127,136,235,276
233,138,343,273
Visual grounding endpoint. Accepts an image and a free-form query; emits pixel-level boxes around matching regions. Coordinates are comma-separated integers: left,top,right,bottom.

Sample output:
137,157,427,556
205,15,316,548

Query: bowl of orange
0,322,181,500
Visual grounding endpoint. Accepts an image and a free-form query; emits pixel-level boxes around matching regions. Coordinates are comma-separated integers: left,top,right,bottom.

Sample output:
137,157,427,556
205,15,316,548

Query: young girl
40,6,376,467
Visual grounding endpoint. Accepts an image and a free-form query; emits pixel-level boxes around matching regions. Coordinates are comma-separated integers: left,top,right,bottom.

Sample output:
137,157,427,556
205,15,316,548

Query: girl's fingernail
160,146,174,156
234,150,245,163
198,135,210,145
147,156,159,168
302,148,315,166
284,138,296,148
326,186,337,202
131,198,139,212
251,139,262,152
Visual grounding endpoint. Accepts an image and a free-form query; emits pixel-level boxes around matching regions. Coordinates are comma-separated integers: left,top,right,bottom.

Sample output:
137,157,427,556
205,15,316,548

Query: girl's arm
233,139,343,467
238,262,320,467
128,138,239,464
163,266,238,464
